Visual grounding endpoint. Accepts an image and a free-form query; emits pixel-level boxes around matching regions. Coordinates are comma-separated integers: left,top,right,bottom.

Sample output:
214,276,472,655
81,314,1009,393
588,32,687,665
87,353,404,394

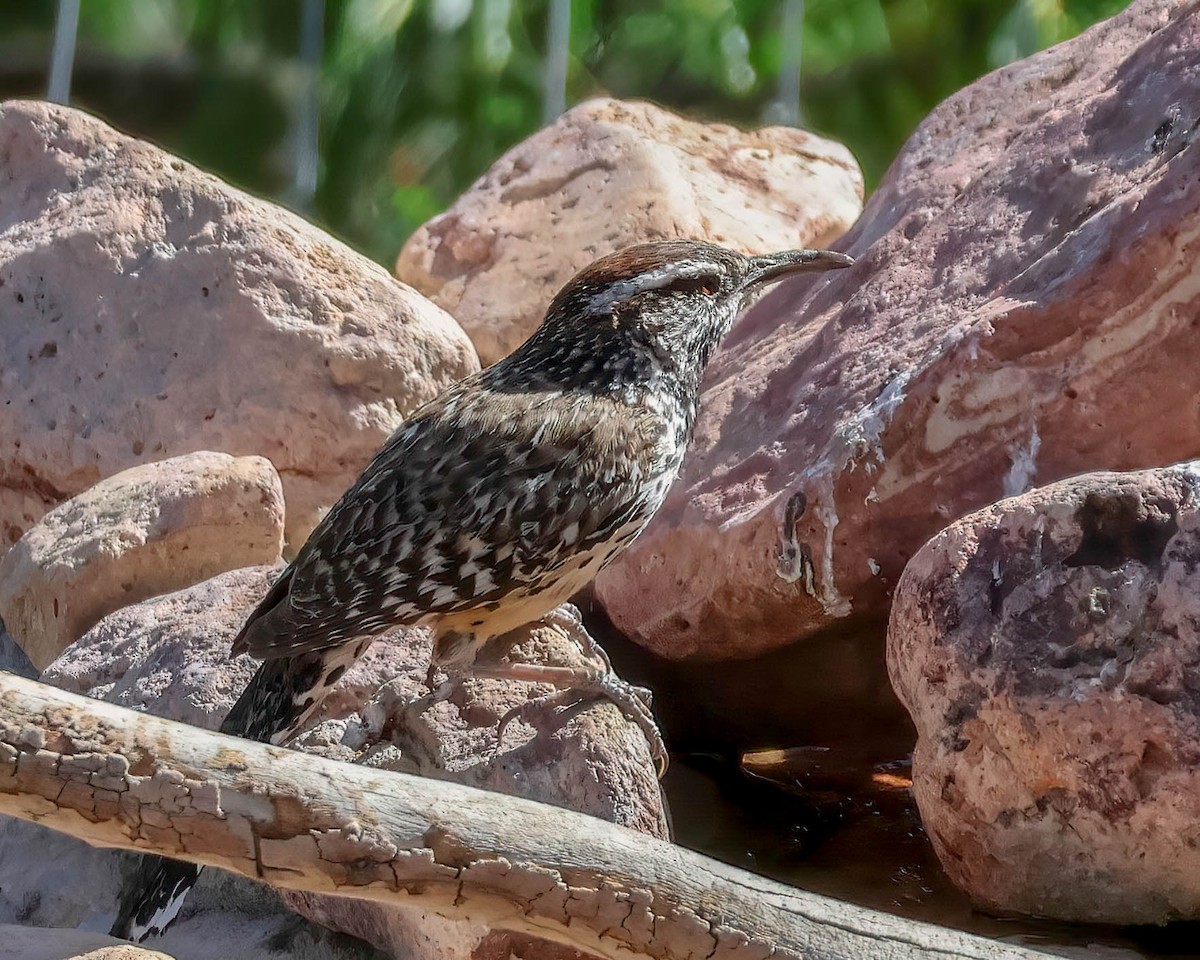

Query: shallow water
588,604,1199,960
664,753,1200,959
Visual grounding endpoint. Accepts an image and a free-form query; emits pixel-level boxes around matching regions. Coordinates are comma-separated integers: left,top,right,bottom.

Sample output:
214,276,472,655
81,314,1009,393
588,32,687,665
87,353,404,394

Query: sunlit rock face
0,99,478,555
889,462,1200,924
596,0,1200,661
0,452,285,672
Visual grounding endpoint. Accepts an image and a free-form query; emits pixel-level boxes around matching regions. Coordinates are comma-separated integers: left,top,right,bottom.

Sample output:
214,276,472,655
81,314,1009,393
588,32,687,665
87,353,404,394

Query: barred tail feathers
221,645,359,743
112,567,366,943
110,856,200,942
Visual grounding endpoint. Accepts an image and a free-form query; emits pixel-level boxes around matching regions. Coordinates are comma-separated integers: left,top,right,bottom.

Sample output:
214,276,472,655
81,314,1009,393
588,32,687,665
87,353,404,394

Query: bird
110,238,854,942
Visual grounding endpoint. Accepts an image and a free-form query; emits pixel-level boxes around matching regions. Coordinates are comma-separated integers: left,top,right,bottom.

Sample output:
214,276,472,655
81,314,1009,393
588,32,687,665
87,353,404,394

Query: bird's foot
401,669,461,718
472,660,668,779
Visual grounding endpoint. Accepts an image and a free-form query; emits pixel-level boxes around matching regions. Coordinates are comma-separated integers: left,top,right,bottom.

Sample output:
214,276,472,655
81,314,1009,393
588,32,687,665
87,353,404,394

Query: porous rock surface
0,99,477,554
0,452,284,672
44,567,666,958
595,0,1200,660
40,565,271,729
888,462,1200,924
0,925,173,960
396,97,863,364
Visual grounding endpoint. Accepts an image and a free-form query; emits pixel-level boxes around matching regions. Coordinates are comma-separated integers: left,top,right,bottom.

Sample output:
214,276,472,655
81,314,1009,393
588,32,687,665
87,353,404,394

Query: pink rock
595,0,1200,660
396,98,862,365
0,452,284,672
0,100,477,554
888,462,1200,924
41,566,271,729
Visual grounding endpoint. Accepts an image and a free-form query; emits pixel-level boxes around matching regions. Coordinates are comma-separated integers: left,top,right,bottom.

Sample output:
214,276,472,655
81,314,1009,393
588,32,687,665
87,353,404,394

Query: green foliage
0,0,1128,264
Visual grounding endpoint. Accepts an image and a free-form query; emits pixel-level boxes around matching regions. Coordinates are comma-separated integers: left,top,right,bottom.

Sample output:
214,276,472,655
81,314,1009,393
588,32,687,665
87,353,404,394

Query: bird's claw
401,673,459,719
491,672,668,779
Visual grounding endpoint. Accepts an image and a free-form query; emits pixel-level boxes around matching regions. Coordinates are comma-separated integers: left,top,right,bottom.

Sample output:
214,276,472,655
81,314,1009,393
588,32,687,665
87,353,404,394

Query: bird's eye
669,275,721,297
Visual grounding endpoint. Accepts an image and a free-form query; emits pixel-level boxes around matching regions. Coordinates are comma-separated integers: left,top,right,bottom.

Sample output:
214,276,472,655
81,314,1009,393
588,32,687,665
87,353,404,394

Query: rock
0,816,126,933
41,565,272,729
0,100,477,554
0,926,173,960
0,618,36,679
887,461,1200,924
0,452,284,672
44,569,666,958
396,97,862,365
0,819,382,960
594,0,1200,660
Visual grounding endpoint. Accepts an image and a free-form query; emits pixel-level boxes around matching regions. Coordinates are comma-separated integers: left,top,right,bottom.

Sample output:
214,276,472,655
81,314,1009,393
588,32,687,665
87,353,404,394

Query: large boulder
0,100,477,554
888,462,1200,924
43,568,667,958
396,97,863,365
594,0,1200,660
0,452,284,672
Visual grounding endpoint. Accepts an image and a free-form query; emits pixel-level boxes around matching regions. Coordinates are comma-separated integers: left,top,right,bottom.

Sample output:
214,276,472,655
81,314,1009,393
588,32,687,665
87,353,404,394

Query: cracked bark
0,673,1053,960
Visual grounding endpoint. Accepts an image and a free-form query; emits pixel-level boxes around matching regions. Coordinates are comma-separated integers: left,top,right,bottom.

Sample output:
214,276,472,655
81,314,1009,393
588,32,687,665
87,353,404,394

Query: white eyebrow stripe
587,260,722,312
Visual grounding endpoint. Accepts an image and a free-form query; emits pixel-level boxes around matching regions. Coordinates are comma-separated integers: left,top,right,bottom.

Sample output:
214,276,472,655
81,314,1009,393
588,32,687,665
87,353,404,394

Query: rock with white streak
396,97,863,365
596,0,1200,661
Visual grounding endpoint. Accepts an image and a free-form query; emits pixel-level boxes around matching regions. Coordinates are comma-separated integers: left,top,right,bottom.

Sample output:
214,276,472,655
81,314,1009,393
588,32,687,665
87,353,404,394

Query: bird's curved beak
742,249,855,289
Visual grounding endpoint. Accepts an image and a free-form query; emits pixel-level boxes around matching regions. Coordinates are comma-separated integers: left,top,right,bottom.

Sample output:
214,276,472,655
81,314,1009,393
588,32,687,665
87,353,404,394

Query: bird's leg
406,630,475,712
480,664,663,770
470,609,668,778
477,667,667,778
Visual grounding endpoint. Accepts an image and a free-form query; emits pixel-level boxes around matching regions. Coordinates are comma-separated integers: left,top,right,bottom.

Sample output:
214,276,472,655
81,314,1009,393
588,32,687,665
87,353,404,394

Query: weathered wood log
0,673,1051,960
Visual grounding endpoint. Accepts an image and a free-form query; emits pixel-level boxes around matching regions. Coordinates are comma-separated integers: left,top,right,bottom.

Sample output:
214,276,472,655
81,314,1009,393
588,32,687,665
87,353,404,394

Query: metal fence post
293,0,325,209
543,0,570,124
774,0,804,126
48,0,81,105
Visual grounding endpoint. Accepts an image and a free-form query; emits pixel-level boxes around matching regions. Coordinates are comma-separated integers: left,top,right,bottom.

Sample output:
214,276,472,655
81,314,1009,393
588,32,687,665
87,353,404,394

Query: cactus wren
112,239,853,941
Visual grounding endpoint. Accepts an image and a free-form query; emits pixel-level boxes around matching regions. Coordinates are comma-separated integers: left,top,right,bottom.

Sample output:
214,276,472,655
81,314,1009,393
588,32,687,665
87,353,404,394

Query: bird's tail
110,855,200,942
220,648,343,744
111,649,348,941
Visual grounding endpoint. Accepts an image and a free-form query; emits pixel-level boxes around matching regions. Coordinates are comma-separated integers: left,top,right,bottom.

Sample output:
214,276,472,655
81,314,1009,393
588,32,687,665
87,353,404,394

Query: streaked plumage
112,239,853,942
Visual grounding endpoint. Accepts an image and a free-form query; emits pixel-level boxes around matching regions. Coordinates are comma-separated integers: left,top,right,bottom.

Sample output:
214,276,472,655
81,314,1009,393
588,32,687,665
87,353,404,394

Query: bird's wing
232,384,471,660
229,564,295,656
234,384,660,662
